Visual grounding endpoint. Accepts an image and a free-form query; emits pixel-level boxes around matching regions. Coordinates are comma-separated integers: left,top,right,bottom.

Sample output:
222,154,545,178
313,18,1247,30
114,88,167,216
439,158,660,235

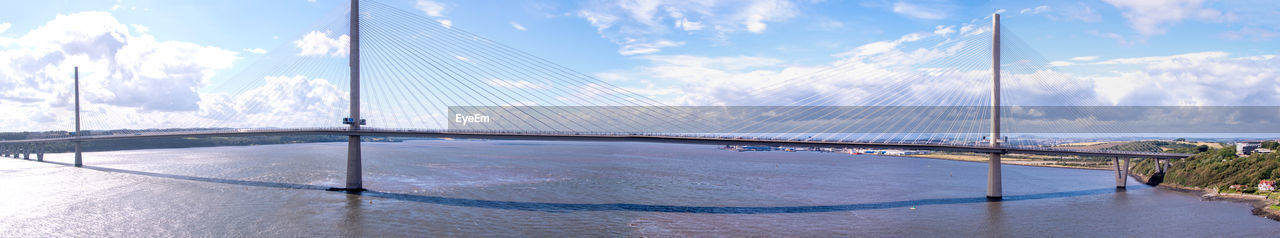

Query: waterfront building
1260,180,1276,192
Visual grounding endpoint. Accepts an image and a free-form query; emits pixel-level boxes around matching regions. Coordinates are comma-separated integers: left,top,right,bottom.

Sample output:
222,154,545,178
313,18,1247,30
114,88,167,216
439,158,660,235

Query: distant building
1237,141,1263,156
1229,184,1249,191
736,146,773,152
1260,180,1276,192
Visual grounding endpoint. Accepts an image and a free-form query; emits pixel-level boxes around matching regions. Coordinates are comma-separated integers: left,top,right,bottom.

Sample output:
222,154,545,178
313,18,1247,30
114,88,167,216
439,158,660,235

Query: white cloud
1220,27,1279,41
245,48,267,54
1092,51,1229,65
1019,5,1049,15
415,0,446,17
593,25,1005,107
575,0,799,55
202,75,347,128
130,24,148,34
833,31,934,59
598,23,1280,112
1058,3,1101,22
438,19,453,28
0,12,240,130
1089,30,1131,45
933,25,956,37
618,39,684,56
510,21,527,31
1102,0,1237,36
1088,53,1280,106
486,79,546,89
892,2,946,20
1070,56,1099,61
1059,3,1100,22
740,0,798,33
675,18,704,31
959,23,989,36
576,10,618,33
0,22,11,33
293,30,349,57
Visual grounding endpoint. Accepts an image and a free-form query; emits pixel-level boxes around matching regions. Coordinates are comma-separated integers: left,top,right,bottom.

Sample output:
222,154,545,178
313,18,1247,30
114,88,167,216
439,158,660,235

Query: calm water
1,140,1277,236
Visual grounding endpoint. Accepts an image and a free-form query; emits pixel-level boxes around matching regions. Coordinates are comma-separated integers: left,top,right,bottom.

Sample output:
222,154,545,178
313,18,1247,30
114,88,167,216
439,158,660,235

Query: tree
1196,145,1210,153
1262,141,1279,150
1175,138,1187,142
1218,146,1237,158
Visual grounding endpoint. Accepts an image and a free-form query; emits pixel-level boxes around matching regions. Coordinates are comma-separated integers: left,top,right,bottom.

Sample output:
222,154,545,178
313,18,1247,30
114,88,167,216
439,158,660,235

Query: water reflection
57,161,1141,214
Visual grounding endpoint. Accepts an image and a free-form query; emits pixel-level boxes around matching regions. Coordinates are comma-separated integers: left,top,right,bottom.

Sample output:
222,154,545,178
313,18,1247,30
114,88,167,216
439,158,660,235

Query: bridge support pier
1155,159,1166,173
987,153,1002,200
1114,157,1130,188
74,141,82,167
22,144,30,160
344,136,363,192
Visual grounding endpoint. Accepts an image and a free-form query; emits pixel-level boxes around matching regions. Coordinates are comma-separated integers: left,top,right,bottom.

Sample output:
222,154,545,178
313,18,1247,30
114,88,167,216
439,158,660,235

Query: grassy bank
1128,146,1280,220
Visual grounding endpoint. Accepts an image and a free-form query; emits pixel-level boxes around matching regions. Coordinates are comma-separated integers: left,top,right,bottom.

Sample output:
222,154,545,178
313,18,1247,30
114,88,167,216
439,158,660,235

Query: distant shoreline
896,153,1112,171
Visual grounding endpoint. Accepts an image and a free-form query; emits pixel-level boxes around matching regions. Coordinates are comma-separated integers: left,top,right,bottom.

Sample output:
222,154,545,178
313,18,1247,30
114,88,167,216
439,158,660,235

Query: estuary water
0,140,1277,236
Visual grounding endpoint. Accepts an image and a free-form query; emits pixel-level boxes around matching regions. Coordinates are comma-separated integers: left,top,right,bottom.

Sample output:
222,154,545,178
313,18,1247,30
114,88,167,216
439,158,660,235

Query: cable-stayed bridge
0,0,1189,200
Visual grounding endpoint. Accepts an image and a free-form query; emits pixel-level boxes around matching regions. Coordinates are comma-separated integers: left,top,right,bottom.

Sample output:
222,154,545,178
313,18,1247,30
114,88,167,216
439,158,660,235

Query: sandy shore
904,153,1112,171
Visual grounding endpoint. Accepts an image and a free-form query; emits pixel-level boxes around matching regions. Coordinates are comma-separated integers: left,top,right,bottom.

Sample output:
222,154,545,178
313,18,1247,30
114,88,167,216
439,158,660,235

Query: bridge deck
0,129,1190,159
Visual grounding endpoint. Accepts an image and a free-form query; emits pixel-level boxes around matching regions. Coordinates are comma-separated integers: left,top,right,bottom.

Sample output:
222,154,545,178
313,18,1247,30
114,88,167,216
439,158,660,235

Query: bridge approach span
0,128,1189,160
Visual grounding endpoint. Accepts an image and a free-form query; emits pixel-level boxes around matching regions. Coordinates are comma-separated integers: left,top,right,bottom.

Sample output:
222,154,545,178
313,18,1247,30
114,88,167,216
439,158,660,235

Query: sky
0,0,1278,131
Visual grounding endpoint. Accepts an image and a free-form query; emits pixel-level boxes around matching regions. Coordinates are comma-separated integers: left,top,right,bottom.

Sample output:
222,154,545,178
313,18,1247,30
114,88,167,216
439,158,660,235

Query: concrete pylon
343,0,365,192
986,13,1003,201
22,144,29,160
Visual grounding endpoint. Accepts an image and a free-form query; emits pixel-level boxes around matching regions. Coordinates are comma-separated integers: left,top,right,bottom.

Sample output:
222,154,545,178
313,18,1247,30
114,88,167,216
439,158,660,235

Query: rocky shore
891,153,1280,222
1132,172,1280,222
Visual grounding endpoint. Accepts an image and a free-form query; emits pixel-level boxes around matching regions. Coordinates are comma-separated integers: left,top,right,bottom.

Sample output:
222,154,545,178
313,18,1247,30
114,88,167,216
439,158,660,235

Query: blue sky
0,0,1278,131
4,0,1274,73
